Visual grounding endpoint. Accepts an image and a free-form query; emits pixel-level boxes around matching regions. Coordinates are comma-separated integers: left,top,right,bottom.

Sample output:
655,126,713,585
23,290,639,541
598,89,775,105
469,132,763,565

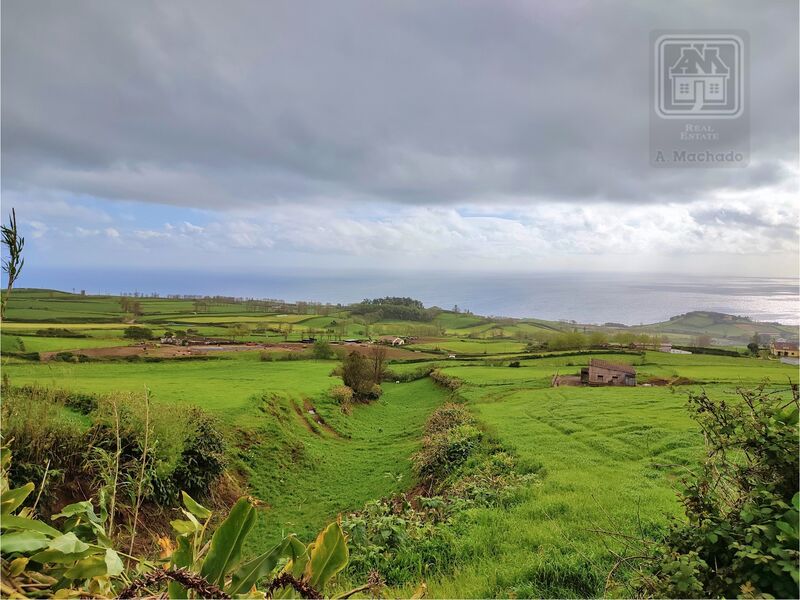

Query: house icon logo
655,34,743,118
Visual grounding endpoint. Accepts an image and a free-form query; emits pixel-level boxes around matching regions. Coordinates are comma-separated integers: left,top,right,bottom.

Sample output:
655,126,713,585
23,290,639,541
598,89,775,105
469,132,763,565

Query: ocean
19,268,800,326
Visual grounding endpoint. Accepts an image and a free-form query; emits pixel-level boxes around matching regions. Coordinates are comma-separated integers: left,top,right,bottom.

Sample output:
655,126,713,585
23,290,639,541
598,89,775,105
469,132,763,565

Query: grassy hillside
2,288,797,596
630,310,797,343
420,355,796,598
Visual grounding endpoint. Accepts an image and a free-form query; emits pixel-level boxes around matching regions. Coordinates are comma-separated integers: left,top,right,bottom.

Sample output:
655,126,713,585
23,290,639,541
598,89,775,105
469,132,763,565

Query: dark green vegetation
642,386,798,598
1,288,798,597
2,453,353,598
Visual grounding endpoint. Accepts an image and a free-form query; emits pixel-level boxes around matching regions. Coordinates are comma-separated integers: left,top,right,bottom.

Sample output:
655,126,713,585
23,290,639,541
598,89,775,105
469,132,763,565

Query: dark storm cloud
2,0,797,208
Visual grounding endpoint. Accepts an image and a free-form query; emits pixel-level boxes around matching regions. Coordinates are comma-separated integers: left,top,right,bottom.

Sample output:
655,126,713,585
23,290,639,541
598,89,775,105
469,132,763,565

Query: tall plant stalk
107,396,122,536
129,387,151,555
1,208,25,319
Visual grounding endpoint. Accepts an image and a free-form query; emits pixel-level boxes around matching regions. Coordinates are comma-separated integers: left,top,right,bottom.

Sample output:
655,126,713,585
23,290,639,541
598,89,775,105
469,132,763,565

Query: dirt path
302,399,342,438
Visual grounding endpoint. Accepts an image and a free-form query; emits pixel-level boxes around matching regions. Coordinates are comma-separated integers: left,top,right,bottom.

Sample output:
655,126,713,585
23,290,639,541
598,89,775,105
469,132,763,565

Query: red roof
772,341,799,351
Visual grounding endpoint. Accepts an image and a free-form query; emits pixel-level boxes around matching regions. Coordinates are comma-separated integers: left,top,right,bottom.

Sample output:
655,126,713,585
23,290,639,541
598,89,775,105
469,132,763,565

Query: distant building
581,359,636,386
770,340,799,358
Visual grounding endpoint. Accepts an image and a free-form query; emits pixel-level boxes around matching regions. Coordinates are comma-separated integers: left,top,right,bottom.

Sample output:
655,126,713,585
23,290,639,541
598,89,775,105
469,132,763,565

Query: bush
329,385,354,410
414,403,481,484
63,391,98,414
429,369,463,391
341,351,382,400
424,402,474,436
0,386,87,504
90,394,226,505
169,407,227,500
35,328,87,338
342,498,456,586
123,326,153,340
383,365,434,382
508,360,521,368
52,351,91,363
312,339,334,359
260,350,304,361
641,385,799,598
413,423,482,483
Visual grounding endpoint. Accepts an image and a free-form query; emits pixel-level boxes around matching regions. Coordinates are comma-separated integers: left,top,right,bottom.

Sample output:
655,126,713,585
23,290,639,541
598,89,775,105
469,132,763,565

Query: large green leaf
63,555,108,580
182,491,212,521
51,501,102,524
170,519,198,536
228,537,297,595
1,482,34,515
304,522,348,589
168,535,194,599
200,497,256,586
104,549,124,577
274,538,311,599
1,514,61,537
0,530,50,553
283,536,310,578
30,533,95,564
47,533,90,554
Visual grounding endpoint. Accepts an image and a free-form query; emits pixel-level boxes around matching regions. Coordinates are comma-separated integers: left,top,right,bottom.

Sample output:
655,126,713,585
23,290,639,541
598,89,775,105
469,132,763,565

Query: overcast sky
2,0,798,283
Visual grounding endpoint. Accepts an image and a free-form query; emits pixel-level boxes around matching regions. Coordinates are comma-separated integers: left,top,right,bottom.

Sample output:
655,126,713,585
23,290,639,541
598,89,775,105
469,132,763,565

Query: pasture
421,355,797,598
2,289,797,597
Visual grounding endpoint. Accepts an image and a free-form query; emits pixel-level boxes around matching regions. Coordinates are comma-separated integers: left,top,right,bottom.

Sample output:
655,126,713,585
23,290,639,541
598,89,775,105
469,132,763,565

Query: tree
694,334,713,347
312,339,334,359
588,331,609,348
368,345,388,383
230,324,250,341
747,342,760,355
341,351,381,400
1,208,25,319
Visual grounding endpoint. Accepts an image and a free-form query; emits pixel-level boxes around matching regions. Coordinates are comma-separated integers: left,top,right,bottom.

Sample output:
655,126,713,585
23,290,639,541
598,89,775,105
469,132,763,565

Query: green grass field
419,357,797,597
245,379,447,551
2,288,797,597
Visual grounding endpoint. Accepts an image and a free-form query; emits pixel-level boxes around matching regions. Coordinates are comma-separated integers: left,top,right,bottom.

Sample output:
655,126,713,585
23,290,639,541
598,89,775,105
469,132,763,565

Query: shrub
0,386,87,504
90,395,227,505
383,365,434,382
641,385,799,598
412,423,482,483
312,339,334,359
35,328,87,338
342,498,455,586
123,326,153,340
341,351,382,400
169,408,227,500
52,351,90,363
508,360,521,368
64,391,99,414
424,402,474,436
429,369,463,391
261,350,304,361
329,385,354,408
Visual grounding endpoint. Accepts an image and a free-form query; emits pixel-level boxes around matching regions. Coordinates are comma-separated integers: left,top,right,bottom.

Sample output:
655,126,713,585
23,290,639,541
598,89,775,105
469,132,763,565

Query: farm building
580,359,636,386
770,340,799,358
